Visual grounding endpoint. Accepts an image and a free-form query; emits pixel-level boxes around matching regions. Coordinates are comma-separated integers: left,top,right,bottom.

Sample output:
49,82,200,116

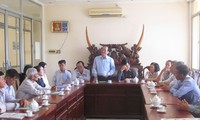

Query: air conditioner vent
89,8,122,17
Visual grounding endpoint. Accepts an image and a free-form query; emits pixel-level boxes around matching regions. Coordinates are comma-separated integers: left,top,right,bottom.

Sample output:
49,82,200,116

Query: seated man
0,71,25,113
4,69,29,106
38,62,51,89
170,64,200,105
92,46,115,82
158,61,184,90
154,60,172,82
117,58,137,81
52,60,71,89
72,61,90,82
16,68,48,99
177,99,200,118
34,65,46,87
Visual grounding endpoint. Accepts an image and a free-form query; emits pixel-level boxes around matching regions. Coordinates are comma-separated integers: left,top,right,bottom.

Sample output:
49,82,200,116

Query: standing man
52,60,71,88
92,46,115,82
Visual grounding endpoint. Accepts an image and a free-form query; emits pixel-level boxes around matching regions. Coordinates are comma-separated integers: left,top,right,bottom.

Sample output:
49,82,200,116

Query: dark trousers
97,75,112,81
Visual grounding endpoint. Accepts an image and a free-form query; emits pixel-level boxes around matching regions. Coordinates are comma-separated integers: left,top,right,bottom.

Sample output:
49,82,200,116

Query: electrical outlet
49,50,61,54
49,50,56,53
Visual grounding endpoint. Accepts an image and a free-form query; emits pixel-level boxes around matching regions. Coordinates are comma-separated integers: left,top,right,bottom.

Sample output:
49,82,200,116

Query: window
192,0,200,69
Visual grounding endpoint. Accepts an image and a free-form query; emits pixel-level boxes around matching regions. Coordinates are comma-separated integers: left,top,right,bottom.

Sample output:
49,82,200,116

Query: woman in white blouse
16,68,46,99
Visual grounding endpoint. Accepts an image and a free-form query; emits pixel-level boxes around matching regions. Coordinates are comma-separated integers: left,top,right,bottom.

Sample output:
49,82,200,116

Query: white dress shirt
42,74,51,89
72,68,90,81
0,88,19,112
16,78,46,99
4,84,16,102
52,70,71,86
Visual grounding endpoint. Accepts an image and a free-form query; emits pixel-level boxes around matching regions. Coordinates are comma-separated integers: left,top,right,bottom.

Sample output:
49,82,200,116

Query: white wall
43,1,189,81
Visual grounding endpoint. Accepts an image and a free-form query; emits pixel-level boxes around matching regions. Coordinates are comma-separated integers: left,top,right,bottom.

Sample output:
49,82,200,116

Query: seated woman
117,58,137,82
16,68,47,100
34,65,46,87
72,61,90,82
144,62,160,81
38,61,51,89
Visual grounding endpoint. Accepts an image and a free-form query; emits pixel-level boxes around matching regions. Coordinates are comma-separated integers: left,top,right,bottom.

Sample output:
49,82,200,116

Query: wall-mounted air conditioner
89,8,122,17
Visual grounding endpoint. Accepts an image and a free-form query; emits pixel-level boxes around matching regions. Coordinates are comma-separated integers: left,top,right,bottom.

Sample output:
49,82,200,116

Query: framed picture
51,21,69,33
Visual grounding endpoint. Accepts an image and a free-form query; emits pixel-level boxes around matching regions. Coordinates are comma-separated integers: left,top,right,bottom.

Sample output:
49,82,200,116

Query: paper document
0,112,26,119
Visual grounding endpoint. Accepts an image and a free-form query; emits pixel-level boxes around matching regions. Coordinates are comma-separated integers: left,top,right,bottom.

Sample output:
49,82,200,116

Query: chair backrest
86,43,144,80
142,66,150,78
19,73,26,85
188,70,200,88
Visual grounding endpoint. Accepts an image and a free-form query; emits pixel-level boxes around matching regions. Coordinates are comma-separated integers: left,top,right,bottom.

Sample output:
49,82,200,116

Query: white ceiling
37,0,187,5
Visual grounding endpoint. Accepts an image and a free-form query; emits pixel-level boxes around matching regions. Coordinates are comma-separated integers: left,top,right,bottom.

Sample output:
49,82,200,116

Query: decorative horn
85,26,92,48
136,24,144,50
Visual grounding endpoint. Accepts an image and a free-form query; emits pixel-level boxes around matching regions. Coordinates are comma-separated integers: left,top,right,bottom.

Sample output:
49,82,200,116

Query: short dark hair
121,58,128,65
5,69,19,78
0,71,4,76
150,62,160,72
58,60,66,64
76,61,84,66
176,64,189,76
23,65,33,74
38,62,47,68
34,65,42,72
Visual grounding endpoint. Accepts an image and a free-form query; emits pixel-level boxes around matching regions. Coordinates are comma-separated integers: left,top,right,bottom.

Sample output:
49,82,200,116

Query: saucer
150,91,157,94
42,103,50,106
32,109,39,113
42,97,48,100
147,85,155,89
150,104,161,108
157,109,166,113
25,114,34,118
141,81,145,84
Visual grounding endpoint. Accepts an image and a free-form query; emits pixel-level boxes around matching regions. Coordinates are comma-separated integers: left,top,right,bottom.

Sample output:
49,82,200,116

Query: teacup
42,100,48,105
149,81,157,88
59,91,64,95
108,80,112,83
42,95,48,99
96,80,98,83
80,79,84,84
146,81,151,86
141,79,145,83
149,88,156,93
26,110,33,117
71,81,74,85
132,77,139,84
65,86,70,91
125,78,130,83
159,105,166,111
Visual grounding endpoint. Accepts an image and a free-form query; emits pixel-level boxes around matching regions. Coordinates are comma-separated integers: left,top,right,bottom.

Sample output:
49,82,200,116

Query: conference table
0,81,195,120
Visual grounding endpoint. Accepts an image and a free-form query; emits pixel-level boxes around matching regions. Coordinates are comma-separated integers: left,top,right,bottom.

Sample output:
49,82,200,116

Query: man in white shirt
4,69,29,106
72,61,90,82
38,62,51,89
52,60,72,90
0,71,19,113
